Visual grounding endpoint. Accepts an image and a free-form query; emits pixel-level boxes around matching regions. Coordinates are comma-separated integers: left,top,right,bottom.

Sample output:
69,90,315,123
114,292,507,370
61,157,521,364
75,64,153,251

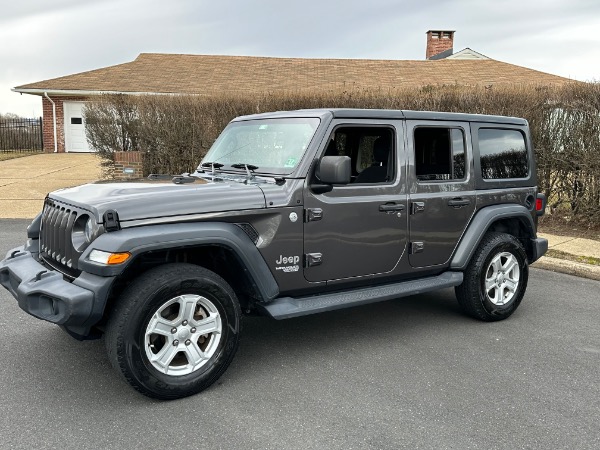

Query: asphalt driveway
1,219,599,449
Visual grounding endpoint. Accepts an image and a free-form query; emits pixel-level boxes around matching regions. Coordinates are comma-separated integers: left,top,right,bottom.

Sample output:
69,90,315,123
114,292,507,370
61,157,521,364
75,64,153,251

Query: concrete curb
532,256,600,281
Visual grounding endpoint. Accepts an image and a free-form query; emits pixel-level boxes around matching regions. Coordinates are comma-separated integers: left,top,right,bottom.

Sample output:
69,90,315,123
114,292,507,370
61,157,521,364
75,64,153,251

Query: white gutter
12,88,191,97
43,92,58,153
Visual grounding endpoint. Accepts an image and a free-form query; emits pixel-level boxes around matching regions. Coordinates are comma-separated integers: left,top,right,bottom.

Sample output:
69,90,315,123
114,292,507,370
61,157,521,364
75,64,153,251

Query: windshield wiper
231,163,258,170
231,163,258,181
200,162,224,174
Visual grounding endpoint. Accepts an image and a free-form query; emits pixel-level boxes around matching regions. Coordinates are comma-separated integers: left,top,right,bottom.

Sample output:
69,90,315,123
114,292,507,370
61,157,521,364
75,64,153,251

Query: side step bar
259,271,463,320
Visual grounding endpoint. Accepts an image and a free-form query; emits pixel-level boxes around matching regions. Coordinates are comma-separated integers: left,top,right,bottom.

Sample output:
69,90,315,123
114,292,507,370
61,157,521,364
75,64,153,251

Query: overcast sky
1,0,599,116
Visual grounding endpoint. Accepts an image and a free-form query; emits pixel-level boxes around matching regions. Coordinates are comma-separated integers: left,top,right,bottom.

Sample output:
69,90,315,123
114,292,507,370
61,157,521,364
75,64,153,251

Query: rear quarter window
478,129,528,179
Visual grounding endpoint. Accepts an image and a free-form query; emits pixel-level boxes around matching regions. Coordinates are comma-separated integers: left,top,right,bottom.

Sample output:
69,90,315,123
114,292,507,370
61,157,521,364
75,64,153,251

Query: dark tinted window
478,129,528,179
324,126,395,184
71,117,83,125
414,127,466,181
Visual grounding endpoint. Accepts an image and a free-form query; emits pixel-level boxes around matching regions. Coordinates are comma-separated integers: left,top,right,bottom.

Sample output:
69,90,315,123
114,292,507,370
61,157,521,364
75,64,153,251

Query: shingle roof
14,53,573,95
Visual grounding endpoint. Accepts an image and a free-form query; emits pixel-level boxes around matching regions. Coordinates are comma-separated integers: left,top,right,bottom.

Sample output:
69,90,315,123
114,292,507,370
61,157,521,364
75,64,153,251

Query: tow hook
9,250,25,259
35,270,48,281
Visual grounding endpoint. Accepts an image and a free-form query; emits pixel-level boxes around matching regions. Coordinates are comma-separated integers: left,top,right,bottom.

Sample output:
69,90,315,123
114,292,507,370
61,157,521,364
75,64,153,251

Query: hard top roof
232,109,528,125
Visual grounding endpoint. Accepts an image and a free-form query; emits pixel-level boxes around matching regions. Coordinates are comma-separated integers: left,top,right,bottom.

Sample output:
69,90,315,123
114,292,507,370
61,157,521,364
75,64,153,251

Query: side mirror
318,156,351,185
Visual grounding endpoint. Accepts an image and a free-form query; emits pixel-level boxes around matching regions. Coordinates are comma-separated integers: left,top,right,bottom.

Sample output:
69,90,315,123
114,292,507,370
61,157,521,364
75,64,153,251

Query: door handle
379,203,406,212
448,198,471,207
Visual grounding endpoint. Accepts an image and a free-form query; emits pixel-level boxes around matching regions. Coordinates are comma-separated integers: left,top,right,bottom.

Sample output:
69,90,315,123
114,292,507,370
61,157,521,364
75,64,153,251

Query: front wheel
455,232,529,321
105,263,241,399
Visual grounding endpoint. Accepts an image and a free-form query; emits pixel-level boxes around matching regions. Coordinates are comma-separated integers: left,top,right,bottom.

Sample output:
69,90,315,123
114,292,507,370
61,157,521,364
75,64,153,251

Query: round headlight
85,217,95,242
72,215,102,252
72,214,90,251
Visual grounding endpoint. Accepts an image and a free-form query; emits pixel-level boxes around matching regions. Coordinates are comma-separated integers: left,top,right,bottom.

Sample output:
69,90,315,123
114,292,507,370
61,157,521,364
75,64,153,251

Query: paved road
1,219,599,450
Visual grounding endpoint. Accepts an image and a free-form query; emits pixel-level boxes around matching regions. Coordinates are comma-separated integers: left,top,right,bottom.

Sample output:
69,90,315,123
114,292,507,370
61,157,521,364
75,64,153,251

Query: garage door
64,101,93,152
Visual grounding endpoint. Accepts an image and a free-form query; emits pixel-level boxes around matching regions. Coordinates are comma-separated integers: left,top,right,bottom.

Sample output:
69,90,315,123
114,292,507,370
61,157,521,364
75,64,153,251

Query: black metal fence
0,117,43,152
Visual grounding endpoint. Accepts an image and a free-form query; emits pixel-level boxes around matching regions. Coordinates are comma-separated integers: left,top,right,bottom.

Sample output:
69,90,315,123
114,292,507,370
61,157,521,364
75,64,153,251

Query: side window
323,126,395,184
414,127,466,181
357,135,380,172
478,128,528,179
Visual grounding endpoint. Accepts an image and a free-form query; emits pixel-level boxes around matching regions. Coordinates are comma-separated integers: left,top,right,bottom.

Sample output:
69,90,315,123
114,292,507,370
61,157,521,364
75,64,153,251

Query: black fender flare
79,222,279,301
450,204,536,270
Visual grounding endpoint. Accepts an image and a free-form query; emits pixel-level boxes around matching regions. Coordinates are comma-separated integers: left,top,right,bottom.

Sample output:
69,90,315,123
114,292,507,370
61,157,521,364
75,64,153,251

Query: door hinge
411,202,425,215
305,208,323,222
410,242,424,254
304,253,323,267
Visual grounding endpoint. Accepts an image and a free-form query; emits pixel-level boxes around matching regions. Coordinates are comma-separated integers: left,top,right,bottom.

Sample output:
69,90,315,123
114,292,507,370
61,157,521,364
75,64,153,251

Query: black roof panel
234,108,527,126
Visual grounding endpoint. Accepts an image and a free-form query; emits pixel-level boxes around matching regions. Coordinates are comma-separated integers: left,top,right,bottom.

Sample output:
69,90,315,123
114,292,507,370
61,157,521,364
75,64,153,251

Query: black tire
105,263,241,399
455,232,529,321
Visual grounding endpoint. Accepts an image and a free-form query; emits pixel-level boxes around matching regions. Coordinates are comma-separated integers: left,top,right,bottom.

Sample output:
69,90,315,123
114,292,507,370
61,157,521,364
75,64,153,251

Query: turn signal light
107,252,131,265
89,249,131,265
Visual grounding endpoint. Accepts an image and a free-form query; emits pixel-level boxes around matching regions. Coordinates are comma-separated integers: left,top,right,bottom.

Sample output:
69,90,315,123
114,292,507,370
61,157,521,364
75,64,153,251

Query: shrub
83,83,600,226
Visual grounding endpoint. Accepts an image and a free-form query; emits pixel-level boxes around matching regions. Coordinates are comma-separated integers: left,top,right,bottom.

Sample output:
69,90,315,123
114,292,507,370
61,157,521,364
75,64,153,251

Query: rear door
406,120,476,268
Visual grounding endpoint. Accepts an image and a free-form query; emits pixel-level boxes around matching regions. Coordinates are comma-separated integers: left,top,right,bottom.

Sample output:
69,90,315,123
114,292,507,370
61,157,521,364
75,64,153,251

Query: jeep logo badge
276,255,300,265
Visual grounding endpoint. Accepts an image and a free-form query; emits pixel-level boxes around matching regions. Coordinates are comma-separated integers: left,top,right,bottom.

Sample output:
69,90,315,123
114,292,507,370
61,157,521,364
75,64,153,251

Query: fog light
89,250,131,265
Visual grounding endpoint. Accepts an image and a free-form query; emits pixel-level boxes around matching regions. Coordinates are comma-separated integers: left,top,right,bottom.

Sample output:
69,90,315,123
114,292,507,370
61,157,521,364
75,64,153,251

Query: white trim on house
43,92,58,153
11,88,192,96
446,48,490,60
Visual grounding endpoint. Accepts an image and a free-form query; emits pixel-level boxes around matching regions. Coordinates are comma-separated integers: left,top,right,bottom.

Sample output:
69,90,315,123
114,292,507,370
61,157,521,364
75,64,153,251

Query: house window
414,127,466,181
71,117,83,125
478,129,528,179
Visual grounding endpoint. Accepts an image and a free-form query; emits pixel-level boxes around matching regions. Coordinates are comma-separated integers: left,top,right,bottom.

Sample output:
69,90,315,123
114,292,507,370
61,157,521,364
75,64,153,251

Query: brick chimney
426,30,455,60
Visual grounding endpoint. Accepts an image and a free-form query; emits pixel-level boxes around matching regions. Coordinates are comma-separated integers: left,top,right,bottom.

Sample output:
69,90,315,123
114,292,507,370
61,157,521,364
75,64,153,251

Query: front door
303,120,408,282
64,101,93,152
406,121,476,268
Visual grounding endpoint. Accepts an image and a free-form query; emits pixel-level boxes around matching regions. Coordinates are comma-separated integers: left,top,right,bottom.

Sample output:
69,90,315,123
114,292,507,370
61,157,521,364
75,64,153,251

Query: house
13,30,571,153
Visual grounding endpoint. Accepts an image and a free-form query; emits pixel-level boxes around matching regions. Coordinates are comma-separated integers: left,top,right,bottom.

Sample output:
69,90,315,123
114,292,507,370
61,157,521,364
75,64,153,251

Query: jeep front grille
40,199,84,275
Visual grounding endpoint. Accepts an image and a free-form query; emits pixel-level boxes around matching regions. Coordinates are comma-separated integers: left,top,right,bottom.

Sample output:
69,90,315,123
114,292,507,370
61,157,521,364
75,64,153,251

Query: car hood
48,178,267,222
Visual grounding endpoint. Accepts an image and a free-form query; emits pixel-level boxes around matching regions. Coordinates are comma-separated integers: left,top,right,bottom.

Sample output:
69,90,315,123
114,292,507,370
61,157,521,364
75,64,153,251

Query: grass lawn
546,249,600,266
0,151,41,161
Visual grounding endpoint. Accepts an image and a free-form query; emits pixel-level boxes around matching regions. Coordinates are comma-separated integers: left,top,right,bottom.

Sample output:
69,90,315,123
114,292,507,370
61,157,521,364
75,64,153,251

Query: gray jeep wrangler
0,109,548,399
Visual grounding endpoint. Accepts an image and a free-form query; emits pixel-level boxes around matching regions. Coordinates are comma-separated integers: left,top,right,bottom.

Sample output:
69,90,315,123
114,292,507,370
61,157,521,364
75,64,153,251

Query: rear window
414,127,466,181
478,129,528,179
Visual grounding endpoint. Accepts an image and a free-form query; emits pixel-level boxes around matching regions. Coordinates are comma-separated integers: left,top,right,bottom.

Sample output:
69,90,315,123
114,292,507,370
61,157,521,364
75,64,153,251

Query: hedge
83,83,600,225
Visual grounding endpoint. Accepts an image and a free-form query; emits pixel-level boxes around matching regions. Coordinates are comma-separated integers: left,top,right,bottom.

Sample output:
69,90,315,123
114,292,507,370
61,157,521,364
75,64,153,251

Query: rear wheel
105,263,241,399
455,232,529,321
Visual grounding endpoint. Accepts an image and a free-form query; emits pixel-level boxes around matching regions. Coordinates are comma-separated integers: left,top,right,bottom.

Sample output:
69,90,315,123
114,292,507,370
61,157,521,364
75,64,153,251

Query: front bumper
0,245,114,337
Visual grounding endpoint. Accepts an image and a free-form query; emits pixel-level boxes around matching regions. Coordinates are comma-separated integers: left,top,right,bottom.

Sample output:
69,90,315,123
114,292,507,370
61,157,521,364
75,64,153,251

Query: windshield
200,118,321,175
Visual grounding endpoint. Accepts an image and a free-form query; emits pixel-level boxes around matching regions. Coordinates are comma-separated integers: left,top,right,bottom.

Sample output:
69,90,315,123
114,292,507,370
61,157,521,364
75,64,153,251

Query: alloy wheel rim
144,294,222,376
484,252,520,306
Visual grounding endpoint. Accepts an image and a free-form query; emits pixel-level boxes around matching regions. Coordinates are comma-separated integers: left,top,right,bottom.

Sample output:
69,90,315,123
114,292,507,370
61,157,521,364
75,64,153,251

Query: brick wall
41,95,88,152
426,30,454,59
113,151,144,179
